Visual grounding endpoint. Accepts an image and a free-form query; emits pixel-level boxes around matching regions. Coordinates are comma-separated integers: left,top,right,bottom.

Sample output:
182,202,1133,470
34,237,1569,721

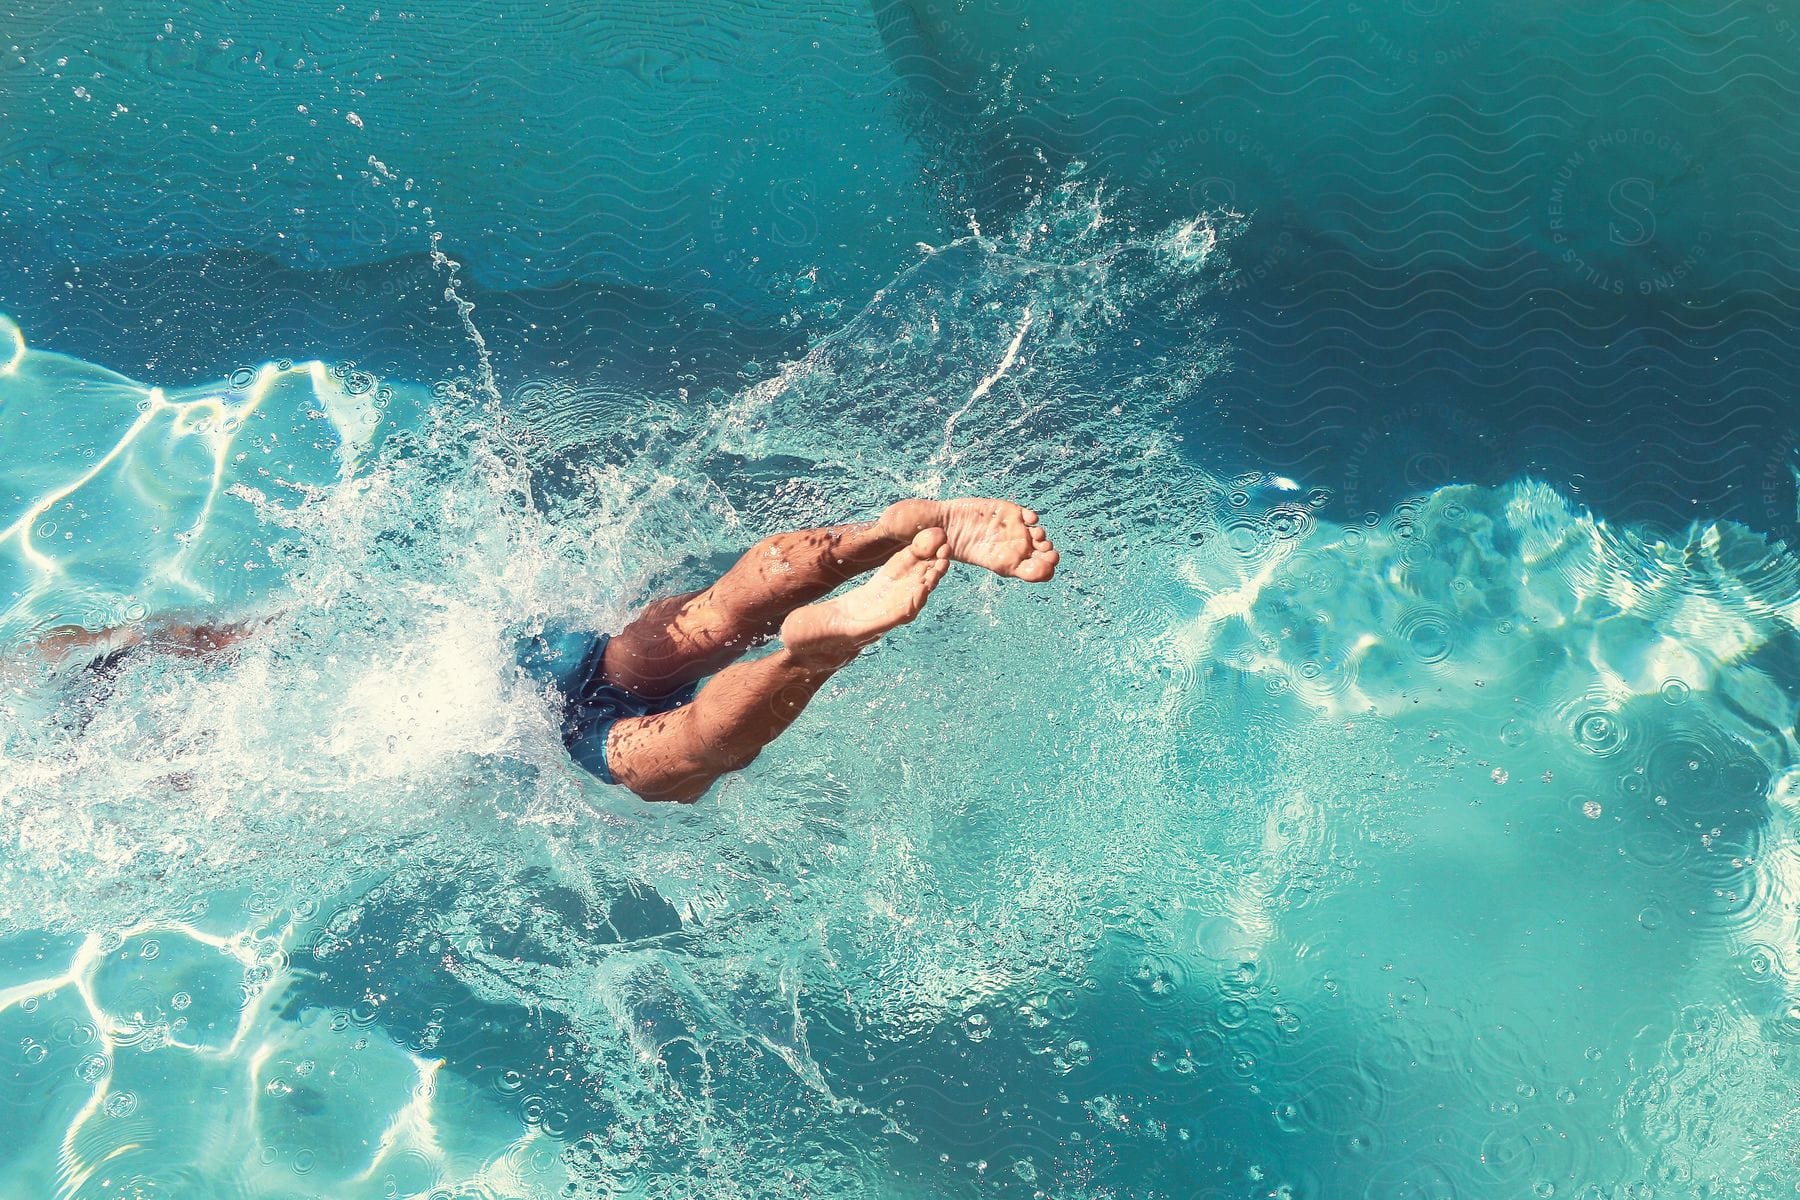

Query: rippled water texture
4,2,1800,1198
5,199,1800,1196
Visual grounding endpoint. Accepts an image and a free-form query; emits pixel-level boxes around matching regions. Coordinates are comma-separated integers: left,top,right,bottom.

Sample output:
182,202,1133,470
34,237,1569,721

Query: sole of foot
781,528,951,666
882,498,1058,582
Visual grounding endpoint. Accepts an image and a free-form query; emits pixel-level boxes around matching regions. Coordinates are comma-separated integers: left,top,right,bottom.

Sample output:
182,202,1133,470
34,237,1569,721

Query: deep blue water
3,3,1800,1197
6,0,1796,534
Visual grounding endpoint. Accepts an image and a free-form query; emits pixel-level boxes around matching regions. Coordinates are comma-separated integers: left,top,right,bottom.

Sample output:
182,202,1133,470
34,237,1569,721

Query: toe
1021,507,1039,525
911,527,949,557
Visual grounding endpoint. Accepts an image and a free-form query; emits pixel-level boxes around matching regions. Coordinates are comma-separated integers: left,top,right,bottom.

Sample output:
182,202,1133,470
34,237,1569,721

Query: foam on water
4,191,1800,1197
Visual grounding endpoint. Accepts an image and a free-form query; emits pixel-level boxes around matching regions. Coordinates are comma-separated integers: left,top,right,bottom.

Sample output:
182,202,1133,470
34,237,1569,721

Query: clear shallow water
4,4,1800,1198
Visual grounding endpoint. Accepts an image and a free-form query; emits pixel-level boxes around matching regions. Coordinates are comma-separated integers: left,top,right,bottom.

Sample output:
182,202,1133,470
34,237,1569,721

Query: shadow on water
872,0,1800,543
0,237,806,401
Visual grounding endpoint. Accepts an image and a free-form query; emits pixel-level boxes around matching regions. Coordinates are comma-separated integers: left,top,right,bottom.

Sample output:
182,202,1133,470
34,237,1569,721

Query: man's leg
605,528,952,802
598,519,901,699
601,498,1058,698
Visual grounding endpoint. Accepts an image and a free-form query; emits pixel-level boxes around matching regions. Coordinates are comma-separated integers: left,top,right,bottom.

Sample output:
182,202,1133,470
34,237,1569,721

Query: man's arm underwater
17,615,269,670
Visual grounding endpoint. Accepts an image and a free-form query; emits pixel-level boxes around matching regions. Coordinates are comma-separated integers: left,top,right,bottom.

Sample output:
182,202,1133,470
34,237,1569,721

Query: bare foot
882,498,1058,582
780,528,951,666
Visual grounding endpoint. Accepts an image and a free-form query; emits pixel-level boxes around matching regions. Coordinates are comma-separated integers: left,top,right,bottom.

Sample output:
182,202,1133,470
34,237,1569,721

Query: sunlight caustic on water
3,185,1798,1195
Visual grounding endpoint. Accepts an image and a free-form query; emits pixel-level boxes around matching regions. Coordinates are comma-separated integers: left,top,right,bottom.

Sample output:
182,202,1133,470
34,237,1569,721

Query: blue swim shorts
516,628,699,785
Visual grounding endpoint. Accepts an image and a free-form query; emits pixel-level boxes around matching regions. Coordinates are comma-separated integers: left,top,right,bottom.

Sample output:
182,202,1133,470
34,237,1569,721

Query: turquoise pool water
4,3,1800,1198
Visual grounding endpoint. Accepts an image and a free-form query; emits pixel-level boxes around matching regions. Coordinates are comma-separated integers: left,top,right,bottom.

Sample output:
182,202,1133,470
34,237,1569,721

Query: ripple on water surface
4,193,1800,1195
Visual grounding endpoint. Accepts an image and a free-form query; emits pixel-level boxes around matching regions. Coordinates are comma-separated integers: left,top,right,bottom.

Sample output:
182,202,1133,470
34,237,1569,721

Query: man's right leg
600,499,1057,699
604,529,951,802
